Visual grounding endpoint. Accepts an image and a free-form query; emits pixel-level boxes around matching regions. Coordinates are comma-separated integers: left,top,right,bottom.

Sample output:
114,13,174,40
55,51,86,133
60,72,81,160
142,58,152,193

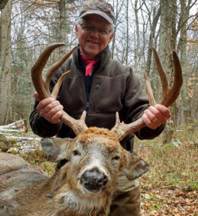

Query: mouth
83,186,104,194
85,184,107,193
81,182,107,194
86,40,99,46
78,179,107,194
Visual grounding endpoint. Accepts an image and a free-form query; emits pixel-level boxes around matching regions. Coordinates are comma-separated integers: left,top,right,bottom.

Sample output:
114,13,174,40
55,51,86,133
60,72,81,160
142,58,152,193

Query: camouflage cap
79,0,115,25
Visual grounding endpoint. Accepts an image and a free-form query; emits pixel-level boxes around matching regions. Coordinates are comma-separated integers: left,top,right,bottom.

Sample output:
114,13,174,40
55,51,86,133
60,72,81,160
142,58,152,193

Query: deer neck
29,176,112,216
11,169,112,215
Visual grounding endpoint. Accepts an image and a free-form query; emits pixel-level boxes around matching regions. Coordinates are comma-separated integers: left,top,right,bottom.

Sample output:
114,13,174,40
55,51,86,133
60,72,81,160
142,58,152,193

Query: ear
109,32,114,42
41,138,73,162
124,152,149,180
75,24,80,38
117,152,149,192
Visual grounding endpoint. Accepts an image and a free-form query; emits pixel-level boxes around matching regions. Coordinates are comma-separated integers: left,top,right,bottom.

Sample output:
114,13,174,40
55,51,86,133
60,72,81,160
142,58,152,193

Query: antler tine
111,113,145,141
161,51,183,106
31,43,88,135
144,72,156,106
152,49,183,106
31,43,65,99
152,48,169,99
51,70,71,98
111,49,183,141
62,111,88,135
45,47,76,90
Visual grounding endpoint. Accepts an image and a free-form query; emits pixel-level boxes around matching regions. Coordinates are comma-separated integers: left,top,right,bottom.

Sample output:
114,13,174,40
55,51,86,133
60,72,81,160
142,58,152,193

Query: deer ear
117,152,149,192
125,152,149,180
41,138,73,162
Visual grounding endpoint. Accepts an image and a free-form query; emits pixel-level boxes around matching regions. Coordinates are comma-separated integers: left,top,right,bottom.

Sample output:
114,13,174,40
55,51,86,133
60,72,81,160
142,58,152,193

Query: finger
144,108,156,122
36,97,56,112
143,107,164,129
155,104,171,119
142,113,152,126
148,106,168,123
40,107,63,124
43,100,62,113
46,104,63,119
143,114,161,129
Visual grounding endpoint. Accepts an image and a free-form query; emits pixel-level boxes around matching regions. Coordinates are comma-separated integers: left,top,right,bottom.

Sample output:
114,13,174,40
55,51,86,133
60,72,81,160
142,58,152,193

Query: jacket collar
72,46,112,75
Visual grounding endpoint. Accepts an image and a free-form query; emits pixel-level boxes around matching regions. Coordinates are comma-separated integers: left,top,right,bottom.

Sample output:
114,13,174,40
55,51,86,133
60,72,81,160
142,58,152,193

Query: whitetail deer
0,43,182,216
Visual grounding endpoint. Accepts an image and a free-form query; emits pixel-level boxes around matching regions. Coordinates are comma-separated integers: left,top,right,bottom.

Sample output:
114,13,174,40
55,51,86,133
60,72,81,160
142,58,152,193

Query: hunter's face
75,15,113,59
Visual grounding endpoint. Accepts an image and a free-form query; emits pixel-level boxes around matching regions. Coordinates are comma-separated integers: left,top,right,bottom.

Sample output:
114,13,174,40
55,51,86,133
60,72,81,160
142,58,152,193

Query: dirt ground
135,133,198,216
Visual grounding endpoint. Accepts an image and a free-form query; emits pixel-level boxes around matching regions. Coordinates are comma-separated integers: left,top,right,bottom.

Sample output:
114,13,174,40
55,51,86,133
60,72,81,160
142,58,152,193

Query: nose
80,167,108,192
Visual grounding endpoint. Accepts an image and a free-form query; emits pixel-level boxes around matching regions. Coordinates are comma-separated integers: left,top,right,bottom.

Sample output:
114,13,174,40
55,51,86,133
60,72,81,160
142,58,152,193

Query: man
30,0,170,215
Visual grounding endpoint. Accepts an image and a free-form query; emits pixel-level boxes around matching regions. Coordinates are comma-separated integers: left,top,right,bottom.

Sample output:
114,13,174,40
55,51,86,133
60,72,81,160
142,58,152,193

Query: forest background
0,0,198,215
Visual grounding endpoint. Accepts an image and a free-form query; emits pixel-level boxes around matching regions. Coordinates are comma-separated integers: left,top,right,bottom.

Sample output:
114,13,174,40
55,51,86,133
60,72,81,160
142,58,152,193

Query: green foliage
20,149,56,176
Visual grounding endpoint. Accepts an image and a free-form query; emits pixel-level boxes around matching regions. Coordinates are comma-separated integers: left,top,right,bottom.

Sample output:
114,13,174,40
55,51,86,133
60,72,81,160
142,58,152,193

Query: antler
31,43,88,135
111,48,183,141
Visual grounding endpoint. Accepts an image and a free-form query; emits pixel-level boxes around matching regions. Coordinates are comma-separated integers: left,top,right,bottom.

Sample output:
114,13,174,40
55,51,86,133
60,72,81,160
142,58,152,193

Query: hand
142,104,171,129
35,96,64,124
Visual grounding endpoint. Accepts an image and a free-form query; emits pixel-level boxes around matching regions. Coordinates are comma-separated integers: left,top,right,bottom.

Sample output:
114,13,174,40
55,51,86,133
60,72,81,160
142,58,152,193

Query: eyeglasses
80,24,112,36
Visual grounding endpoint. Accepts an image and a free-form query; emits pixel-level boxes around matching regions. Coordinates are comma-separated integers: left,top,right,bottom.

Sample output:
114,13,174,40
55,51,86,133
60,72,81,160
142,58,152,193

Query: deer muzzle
80,167,108,192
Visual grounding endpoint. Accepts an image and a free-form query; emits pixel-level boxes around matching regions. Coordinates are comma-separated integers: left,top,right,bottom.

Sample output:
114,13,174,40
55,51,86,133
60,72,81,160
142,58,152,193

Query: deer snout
80,167,108,192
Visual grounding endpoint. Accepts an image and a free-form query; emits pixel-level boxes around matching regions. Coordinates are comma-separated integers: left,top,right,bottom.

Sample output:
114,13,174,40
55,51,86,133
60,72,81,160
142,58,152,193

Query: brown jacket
29,47,164,150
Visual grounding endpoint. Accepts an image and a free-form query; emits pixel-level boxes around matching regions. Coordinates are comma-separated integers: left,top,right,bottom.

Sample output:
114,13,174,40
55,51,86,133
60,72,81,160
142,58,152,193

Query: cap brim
80,10,113,25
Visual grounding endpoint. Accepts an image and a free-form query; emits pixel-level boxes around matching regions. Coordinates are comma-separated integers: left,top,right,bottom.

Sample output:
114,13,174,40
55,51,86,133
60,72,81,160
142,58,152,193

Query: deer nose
80,167,108,192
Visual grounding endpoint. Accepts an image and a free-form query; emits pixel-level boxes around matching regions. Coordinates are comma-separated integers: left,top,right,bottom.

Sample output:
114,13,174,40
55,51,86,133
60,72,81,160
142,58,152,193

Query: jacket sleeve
29,109,62,137
123,67,165,140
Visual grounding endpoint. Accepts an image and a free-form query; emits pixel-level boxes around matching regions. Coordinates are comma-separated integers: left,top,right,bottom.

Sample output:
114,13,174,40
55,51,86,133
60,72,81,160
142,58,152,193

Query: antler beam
112,48,183,141
31,43,88,135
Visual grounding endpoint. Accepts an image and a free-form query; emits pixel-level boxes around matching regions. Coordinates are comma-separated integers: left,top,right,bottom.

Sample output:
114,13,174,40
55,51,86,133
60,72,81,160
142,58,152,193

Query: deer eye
112,155,120,161
73,149,81,156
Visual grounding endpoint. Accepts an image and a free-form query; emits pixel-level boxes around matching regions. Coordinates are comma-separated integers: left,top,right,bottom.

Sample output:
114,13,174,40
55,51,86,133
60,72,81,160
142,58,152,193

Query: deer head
39,129,148,214
0,134,149,216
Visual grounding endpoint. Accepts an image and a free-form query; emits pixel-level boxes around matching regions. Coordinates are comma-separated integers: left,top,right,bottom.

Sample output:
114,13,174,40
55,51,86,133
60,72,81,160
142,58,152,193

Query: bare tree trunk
58,0,67,43
177,0,192,125
159,0,177,63
146,7,161,75
111,0,123,58
125,0,129,64
134,0,140,66
159,0,177,143
0,0,12,124
0,0,9,10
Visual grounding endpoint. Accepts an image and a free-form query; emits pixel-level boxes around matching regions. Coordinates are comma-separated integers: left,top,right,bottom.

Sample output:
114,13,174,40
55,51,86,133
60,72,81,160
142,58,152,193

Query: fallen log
0,119,28,133
0,133,41,153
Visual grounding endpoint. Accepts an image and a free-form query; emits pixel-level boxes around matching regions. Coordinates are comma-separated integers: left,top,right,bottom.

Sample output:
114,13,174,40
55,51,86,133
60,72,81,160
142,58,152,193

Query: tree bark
0,0,9,10
58,0,67,44
125,0,129,64
134,0,140,66
177,0,191,125
146,7,161,75
159,0,177,143
0,0,12,124
159,0,177,65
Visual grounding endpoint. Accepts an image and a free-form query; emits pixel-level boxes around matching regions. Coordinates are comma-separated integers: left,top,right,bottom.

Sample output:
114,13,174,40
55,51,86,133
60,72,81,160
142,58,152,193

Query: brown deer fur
0,127,148,216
